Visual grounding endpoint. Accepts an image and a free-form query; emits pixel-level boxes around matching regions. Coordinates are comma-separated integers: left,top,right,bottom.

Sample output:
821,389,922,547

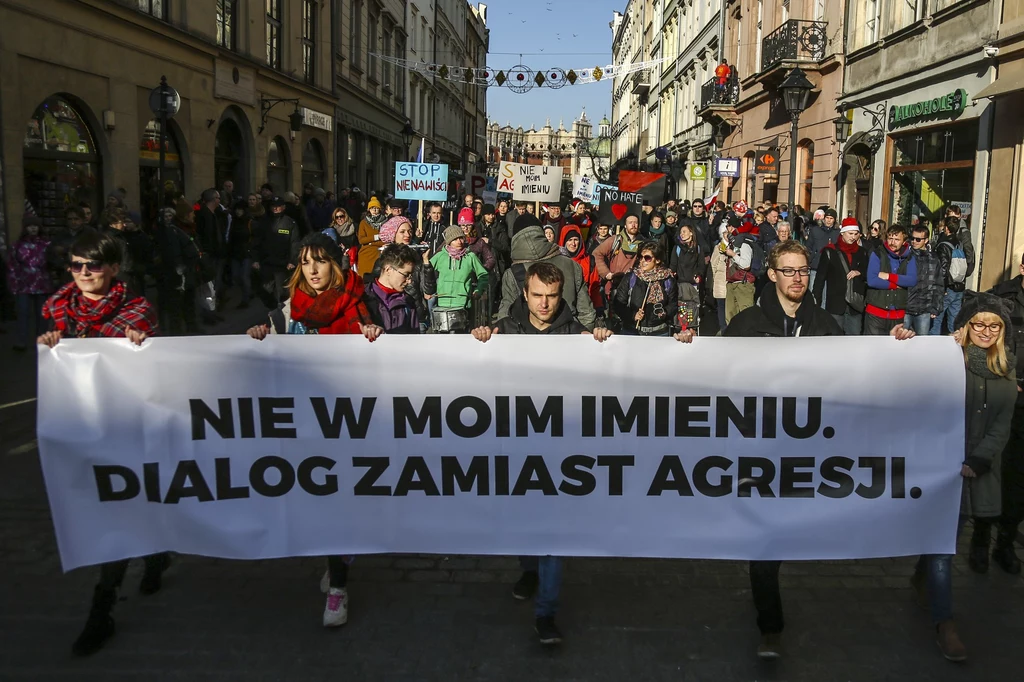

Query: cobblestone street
2,333,1024,681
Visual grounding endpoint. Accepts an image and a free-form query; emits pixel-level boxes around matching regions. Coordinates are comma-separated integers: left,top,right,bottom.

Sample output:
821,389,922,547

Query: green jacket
430,250,488,310
962,346,1017,518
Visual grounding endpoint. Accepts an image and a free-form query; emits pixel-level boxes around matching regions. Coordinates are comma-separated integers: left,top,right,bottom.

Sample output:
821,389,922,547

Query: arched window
23,95,101,229
743,151,756,204
301,138,325,190
267,136,290,194
215,117,245,193
798,140,814,210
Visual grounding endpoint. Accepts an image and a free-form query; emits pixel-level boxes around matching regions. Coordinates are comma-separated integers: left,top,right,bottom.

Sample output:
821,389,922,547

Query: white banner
512,164,564,202
38,336,965,571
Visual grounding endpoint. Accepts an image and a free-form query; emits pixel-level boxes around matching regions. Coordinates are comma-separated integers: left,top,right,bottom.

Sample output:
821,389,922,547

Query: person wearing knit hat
442,225,465,247
806,208,841,288
840,216,859,232
357,196,388,279
379,216,411,246
429,225,489,326
908,290,1016,662
812,216,869,335
482,203,496,216
512,212,542,238
457,207,475,226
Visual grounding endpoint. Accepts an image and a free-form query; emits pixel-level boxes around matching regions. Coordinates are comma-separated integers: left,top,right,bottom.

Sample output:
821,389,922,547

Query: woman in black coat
613,241,678,336
811,223,868,335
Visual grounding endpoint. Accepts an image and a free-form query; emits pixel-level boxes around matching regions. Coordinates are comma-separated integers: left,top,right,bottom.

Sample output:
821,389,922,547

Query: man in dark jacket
419,202,447,252
812,218,868,335
470,261,612,646
987,256,1024,575
904,225,944,335
253,196,301,307
864,225,918,336
806,208,840,289
932,218,973,334
305,187,336,232
725,241,913,659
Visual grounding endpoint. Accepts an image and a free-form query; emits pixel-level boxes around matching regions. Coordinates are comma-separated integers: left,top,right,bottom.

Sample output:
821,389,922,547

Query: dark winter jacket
612,269,679,336
228,214,255,260
498,226,597,330
364,279,420,334
725,283,844,338
905,247,944,316
195,205,224,258
370,256,436,323
156,220,202,289
806,223,840,269
668,238,706,287
962,345,1017,518
813,242,869,316
680,213,713,253
987,275,1024,405
495,296,586,335
865,242,918,319
305,198,336,232
936,232,972,293
255,213,302,270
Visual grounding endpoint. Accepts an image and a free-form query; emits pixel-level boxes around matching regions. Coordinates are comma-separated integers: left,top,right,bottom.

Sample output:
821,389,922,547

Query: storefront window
889,122,978,228
267,136,290,194
139,119,185,224
798,140,814,210
302,138,325,190
744,152,756,204
23,95,101,230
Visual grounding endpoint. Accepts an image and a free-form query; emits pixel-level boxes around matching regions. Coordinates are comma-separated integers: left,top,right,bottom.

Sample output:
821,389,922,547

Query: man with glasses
37,230,170,657
726,241,913,659
864,225,918,335
904,226,944,336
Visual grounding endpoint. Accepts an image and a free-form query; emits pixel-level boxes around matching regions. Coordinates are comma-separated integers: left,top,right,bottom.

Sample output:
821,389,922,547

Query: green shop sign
888,89,967,131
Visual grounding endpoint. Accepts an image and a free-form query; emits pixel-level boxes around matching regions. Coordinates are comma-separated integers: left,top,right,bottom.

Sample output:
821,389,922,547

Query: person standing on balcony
715,59,731,97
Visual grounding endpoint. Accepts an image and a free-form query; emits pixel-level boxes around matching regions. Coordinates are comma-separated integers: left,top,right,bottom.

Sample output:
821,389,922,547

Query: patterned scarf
635,266,674,305
42,280,157,338
446,245,468,261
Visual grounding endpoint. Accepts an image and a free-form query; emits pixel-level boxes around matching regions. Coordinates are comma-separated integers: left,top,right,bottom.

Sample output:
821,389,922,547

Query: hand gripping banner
37,336,965,570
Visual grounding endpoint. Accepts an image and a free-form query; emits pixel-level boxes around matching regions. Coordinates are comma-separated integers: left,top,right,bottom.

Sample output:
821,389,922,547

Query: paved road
2,307,1023,681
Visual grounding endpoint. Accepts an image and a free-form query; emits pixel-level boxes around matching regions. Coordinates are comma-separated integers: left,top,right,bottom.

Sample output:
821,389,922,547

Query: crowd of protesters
4,183,1022,665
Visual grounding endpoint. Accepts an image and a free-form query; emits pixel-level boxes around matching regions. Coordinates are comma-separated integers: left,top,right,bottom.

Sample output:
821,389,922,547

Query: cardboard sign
597,188,642,226
618,170,667,206
513,164,564,202
466,174,488,198
395,162,449,201
495,162,520,194
591,183,615,207
572,175,598,203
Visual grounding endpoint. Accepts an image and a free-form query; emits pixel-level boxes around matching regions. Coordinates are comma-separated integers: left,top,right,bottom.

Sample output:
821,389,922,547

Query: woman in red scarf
811,218,869,335
246,232,381,629
37,230,169,658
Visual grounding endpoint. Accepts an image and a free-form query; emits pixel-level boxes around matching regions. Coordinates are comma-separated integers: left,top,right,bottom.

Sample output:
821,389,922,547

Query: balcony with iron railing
631,69,651,96
699,76,739,113
760,19,828,74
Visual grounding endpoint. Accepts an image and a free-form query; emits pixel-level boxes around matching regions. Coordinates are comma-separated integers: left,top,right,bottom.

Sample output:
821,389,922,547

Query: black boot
139,552,172,595
993,522,1022,575
969,519,992,574
72,586,117,657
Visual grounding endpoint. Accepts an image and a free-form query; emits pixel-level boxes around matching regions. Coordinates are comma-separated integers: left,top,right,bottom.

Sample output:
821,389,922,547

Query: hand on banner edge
889,324,916,341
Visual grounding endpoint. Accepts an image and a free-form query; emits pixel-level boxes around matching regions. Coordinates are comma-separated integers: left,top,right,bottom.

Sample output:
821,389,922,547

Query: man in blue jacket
864,225,918,335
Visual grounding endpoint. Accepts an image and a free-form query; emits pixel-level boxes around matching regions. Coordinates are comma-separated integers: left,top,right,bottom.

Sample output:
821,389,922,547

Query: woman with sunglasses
246,232,381,629
37,230,169,657
865,219,887,251
324,207,357,249
912,293,1016,662
612,241,678,336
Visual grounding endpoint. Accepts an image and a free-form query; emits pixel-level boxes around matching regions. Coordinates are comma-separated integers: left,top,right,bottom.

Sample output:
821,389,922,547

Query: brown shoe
936,620,967,662
757,633,782,659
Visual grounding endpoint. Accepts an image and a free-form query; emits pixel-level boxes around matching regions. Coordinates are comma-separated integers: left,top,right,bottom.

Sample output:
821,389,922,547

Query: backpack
737,235,767,278
942,241,968,283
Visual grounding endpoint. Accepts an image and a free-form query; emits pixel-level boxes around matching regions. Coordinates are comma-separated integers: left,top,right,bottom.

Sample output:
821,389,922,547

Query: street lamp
626,151,638,170
833,114,852,145
712,122,728,148
401,119,415,160
779,67,814,211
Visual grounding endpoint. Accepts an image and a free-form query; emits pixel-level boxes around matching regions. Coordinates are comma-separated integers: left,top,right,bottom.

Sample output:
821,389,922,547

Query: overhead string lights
371,54,671,93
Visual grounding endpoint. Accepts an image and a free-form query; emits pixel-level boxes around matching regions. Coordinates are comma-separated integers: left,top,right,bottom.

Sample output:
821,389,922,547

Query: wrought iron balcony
631,69,651,96
699,76,739,111
760,19,828,73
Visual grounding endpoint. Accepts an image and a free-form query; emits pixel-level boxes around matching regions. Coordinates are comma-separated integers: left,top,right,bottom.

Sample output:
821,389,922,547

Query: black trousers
326,556,350,589
96,553,170,592
1001,405,1024,530
750,560,784,634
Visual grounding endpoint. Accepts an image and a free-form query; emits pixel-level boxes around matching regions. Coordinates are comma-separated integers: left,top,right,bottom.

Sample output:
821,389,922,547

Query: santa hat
457,207,475,226
840,217,860,233
570,199,583,211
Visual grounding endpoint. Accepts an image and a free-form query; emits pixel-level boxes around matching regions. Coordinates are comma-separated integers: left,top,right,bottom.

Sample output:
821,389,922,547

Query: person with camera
429,226,488,333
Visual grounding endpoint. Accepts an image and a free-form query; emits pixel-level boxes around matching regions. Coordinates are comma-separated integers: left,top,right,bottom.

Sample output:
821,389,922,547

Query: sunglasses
70,260,106,273
911,237,928,242
640,254,656,262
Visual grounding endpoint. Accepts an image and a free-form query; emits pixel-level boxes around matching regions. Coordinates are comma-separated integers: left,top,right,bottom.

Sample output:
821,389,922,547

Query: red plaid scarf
42,280,158,339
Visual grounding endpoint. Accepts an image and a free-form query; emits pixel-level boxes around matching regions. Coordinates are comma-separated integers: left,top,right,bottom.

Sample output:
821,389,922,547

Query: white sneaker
323,588,348,627
320,569,330,594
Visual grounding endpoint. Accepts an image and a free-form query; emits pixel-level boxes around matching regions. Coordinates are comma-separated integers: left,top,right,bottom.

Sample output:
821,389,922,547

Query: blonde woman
913,293,1016,662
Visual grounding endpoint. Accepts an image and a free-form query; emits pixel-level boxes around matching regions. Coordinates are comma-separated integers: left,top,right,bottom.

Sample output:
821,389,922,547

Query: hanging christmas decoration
371,54,669,93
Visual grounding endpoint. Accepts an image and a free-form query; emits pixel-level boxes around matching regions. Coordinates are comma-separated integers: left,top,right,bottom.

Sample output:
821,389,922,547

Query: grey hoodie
497,226,597,330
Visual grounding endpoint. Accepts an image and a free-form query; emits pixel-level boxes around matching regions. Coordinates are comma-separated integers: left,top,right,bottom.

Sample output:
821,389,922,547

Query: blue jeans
904,312,933,336
230,258,252,302
833,309,864,336
519,555,562,618
930,290,963,335
915,515,967,623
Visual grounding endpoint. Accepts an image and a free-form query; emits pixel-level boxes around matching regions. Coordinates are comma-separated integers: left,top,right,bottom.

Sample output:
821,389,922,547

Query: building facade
487,110,611,183
4,0,338,240
464,4,489,173
839,0,999,289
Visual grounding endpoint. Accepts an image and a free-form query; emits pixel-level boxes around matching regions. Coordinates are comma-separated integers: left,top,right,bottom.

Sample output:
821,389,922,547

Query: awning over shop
973,72,1024,100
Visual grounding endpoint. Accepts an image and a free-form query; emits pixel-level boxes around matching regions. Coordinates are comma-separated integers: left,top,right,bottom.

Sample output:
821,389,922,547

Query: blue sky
482,0,619,132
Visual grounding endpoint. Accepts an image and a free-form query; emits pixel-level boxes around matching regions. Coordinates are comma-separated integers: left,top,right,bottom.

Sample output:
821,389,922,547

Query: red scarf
42,280,157,338
289,272,369,334
836,238,860,265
